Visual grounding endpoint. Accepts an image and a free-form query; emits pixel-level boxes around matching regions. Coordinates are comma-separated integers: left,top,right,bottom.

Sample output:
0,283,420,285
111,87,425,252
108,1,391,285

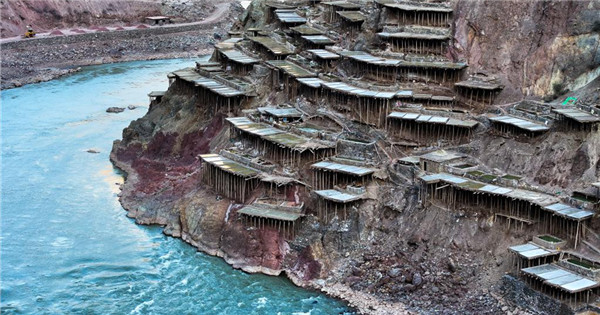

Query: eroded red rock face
115,113,224,195
220,220,286,271
294,247,322,281
111,92,290,274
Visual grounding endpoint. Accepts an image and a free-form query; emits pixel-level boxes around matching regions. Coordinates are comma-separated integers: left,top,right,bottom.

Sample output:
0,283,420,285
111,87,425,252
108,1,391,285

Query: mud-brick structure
335,138,380,164
418,150,464,173
199,154,261,202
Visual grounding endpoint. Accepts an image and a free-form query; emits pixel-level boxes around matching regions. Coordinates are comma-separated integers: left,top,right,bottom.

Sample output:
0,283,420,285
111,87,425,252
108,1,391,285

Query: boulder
106,107,125,113
412,272,423,286
387,268,402,278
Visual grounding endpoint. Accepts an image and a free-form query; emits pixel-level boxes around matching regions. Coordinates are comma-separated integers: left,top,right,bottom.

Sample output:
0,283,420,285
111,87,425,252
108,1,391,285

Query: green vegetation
479,174,497,182
502,174,521,180
571,192,599,203
467,170,484,177
567,259,599,270
454,163,475,169
538,235,562,243
459,181,486,190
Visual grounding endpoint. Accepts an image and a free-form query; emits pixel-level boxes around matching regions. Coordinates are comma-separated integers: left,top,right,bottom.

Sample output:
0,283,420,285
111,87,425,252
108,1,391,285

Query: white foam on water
51,237,73,248
179,277,188,286
130,299,154,314
253,297,268,309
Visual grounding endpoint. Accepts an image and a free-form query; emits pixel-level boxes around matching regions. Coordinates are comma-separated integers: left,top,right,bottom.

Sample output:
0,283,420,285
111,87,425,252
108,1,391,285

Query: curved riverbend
1,59,353,314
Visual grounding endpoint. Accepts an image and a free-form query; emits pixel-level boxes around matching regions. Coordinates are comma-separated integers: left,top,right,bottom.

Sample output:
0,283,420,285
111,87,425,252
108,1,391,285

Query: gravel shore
0,3,241,89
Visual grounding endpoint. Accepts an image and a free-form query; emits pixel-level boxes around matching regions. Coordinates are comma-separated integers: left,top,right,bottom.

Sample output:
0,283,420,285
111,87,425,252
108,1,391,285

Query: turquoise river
1,59,352,314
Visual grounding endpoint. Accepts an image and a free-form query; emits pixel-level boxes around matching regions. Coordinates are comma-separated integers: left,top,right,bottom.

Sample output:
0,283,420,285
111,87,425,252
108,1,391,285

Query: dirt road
0,2,232,45
1,2,242,89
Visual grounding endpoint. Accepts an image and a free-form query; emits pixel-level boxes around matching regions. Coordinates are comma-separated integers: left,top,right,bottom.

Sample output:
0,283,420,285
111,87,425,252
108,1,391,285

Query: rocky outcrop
454,0,600,101
475,126,600,189
106,107,125,113
109,0,600,313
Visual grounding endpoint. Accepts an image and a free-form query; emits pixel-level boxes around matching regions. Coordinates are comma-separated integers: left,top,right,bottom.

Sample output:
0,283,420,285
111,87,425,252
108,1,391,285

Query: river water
1,59,352,314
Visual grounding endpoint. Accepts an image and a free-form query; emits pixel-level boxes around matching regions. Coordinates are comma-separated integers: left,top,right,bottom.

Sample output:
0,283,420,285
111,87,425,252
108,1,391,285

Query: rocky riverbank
109,84,540,314
0,2,243,89
0,0,218,38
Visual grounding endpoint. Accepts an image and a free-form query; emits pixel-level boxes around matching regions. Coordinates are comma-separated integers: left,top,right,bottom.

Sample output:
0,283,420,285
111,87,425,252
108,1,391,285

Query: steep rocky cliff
453,0,600,101
111,0,600,314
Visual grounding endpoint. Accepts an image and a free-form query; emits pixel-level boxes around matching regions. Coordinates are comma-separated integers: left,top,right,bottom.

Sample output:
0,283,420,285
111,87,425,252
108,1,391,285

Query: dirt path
0,2,232,45
200,2,231,24
1,1,240,89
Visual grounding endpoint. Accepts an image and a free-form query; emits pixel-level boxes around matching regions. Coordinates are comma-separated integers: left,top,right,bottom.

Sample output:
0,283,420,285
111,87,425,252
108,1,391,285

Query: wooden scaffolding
387,111,478,145
200,154,261,203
